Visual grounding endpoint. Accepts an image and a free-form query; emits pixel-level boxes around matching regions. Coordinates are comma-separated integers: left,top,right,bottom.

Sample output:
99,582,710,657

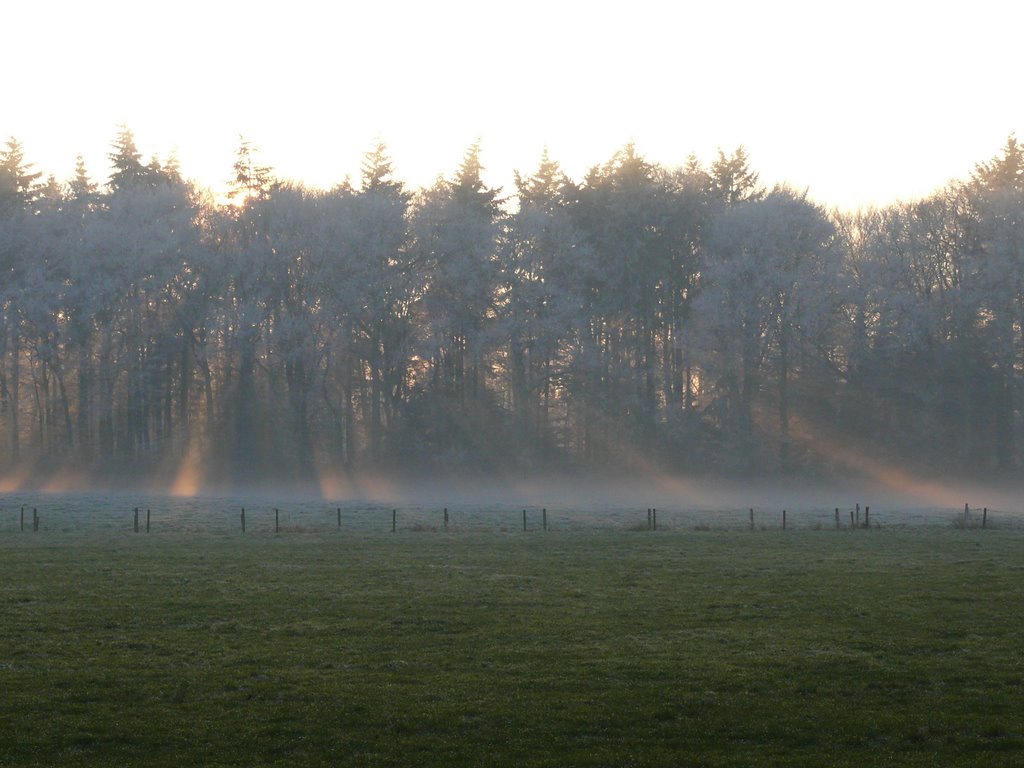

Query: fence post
20,507,24,532
864,506,870,528
782,509,786,530
983,507,988,529
850,509,854,527
444,507,449,531
835,508,840,529
146,509,150,533
275,509,279,534
392,509,396,533
750,508,754,530
523,509,527,532
647,508,652,530
964,503,969,525
134,507,139,534
337,507,341,527
33,508,38,532
543,508,547,531
653,508,657,531
855,503,860,526
241,508,246,533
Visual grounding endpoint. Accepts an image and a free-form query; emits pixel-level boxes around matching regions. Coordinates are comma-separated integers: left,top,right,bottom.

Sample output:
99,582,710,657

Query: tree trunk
234,334,257,480
370,353,383,462
77,337,91,456
178,334,191,434
10,330,20,460
98,326,114,458
778,325,791,472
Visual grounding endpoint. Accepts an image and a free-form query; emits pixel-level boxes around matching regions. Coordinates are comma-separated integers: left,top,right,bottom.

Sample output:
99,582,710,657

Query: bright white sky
5,0,1022,210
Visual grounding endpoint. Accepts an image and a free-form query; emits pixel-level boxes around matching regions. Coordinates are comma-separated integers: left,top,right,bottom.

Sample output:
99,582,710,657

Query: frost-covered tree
499,149,587,459
250,183,332,478
107,126,148,191
346,142,416,461
964,135,1024,469
571,144,678,451
414,147,501,381
709,146,762,207
68,154,98,204
696,186,838,471
229,136,275,204
3,131,1024,482
0,137,42,212
0,137,44,462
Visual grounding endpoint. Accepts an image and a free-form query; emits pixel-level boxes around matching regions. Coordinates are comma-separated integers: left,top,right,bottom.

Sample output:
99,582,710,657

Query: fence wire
1,492,1020,536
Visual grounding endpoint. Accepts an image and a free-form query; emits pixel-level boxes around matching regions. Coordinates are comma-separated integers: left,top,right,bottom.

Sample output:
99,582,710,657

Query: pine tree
450,141,502,214
160,150,183,184
0,137,43,214
360,139,405,197
37,174,65,210
972,134,1024,195
229,136,274,203
514,146,573,213
412,142,503,430
710,146,761,206
107,125,148,191
69,154,97,200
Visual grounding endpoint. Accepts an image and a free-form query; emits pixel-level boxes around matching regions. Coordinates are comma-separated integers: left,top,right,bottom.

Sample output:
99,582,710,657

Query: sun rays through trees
1,130,1023,490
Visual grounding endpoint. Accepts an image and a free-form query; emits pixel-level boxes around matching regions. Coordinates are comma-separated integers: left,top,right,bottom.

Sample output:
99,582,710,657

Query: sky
5,0,1022,210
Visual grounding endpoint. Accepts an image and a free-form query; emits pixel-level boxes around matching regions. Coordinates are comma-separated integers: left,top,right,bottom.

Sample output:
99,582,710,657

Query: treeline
1,129,1022,488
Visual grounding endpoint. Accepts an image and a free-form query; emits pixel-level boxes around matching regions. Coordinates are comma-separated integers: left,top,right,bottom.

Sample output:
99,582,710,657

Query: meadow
1,497,1022,766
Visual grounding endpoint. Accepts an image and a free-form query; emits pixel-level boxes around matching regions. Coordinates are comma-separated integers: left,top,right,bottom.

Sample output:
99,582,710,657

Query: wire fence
0,492,1020,536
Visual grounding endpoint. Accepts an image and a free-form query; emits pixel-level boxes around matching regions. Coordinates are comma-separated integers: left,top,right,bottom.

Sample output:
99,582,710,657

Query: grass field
1,518,1022,766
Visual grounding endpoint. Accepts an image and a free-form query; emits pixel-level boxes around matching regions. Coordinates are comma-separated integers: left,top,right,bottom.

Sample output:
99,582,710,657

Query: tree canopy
2,131,1023,489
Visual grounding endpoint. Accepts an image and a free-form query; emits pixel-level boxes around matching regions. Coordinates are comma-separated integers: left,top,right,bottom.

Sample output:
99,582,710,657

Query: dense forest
1,129,1022,491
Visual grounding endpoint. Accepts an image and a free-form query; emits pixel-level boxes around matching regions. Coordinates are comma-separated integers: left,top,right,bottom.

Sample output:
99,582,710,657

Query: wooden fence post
523,509,527,532
543,508,547,531
835,508,840,529
392,509,396,533
653,508,657,531
750,508,754,530
241,508,246,533
275,509,279,533
134,507,139,534
782,509,786,530
33,508,38,532
146,509,150,533
337,507,341,527
850,509,854,527
864,506,870,528
20,507,24,532
964,503,969,525
647,508,652,530
444,507,449,531
983,507,988,529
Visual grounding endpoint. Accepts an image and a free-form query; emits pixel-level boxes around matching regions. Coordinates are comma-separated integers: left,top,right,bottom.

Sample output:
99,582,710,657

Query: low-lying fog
2,470,1021,524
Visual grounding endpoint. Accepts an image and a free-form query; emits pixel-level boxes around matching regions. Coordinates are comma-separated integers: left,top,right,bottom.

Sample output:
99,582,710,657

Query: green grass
1,527,1022,766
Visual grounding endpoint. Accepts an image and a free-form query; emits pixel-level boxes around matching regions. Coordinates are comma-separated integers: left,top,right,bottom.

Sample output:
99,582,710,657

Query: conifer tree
710,146,761,206
0,137,43,214
107,125,148,191
69,154,98,201
229,136,274,203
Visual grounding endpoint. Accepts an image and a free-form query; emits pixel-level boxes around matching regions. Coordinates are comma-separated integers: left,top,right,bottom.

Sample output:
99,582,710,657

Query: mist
2,132,1024,505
